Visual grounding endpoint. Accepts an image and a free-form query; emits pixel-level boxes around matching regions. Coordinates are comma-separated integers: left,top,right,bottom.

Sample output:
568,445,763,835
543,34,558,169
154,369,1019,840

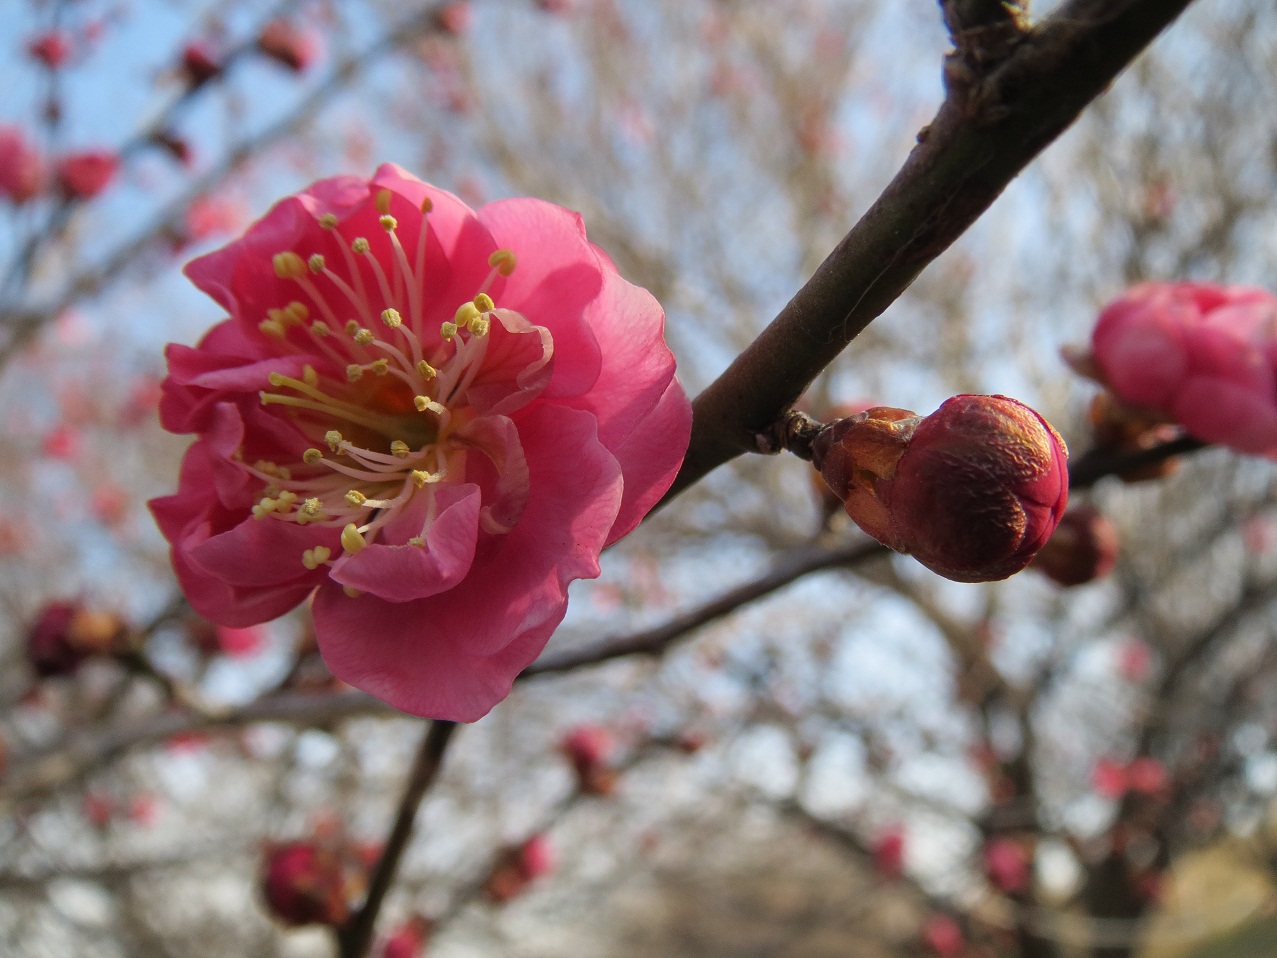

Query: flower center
244,190,522,580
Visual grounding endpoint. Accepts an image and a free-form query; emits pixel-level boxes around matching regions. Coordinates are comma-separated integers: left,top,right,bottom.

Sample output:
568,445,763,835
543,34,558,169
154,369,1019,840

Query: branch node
755,410,826,461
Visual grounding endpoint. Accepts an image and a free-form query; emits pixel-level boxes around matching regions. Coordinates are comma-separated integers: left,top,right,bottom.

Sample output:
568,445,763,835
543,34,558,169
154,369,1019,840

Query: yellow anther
440,321,458,341
319,213,338,230
375,189,393,214
345,490,368,507
390,440,411,458
286,302,309,323
379,214,398,231
473,293,495,313
252,496,278,519
303,448,323,465
370,358,390,376
407,536,426,548
488,248,517,276
351,237,370,254
302,365,319,387
341,523,367,554
325,430,344,452
346,364,364,382
259,319,286,339
267,372,286,387
382,308,403,328
468,315,490,337
273,251,306,279
345,319,361,337
301,546,332,570
354,328,375,346
420,196,433,213
453,302,481,327
343,585,362,598
276,490,299,505
410,470,434,488
267,307,288,325
296,498,323,524
277,466,292,481
311,320,331,337
415,396,445,414
308,253,326,273
416,360,436,380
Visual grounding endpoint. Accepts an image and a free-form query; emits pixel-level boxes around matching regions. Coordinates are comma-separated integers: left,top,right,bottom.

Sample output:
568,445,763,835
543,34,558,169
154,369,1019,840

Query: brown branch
663,0,1199,505
338,719,458,958
521,538,884,676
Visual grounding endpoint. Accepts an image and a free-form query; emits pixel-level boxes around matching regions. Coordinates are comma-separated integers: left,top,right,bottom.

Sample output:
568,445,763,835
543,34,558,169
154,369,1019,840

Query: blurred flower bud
1125,757,1169,796
872,826,905,879
28,32,73,68
1030,505,1118,586
983,837,1031,893
55,150,118,199
1086,392,1181,482
436,2,472,34
381,915,433,958
560,725,617,796
484,835,557,903
921,914,965,957
0,125,46,203
257,19,323,73
262,841,352,927
83,792,114,828
27,601,126,677
813,396,1068,582
180,40,222,87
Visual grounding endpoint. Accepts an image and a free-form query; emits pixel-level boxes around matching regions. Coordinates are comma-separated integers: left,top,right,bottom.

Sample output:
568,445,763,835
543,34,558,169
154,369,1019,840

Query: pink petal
462,308,554,416
312,406,622,720
330,484,481,601
479,197,603,399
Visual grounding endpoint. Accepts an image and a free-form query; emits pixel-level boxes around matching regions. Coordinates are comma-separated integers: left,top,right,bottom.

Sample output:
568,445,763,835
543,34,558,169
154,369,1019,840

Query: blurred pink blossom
257,19,323,73
872,827,905,879
28,31,73,68
56,150,118,199
1089,282,1277,456
983,837,1031,893
922,915,965,957
0,125,46,203
150,165,690,722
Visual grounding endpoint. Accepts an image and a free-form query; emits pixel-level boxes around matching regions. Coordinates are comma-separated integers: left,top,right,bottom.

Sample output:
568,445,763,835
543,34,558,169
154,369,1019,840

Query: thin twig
338,719,458,958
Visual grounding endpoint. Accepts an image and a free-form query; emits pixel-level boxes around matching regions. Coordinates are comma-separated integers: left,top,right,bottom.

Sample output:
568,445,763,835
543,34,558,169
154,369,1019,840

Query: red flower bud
560,725,617,796
180,41,222,87
1030,505,1119,586
0,126,46,203
484,835,556,903
257,19,323,73
921,915,965,957
983,837,1031,893
436,2,473,34
261,841,352,927
813,396,1068,582
872,827,905,879
27,602,126,677
55,150,118,200
28,32,73,68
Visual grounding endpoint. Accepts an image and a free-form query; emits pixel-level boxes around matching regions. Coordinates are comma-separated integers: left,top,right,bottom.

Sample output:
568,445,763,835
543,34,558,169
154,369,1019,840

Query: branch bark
664,0,1199,504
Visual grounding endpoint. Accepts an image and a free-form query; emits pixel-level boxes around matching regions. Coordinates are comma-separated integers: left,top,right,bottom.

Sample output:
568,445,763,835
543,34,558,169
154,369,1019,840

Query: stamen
440,321,458,341
416,360,436,380
410,469,440,488
302,546,332,570
251,496,278,519
259,319,287,339
379,214,398,231
303,448,324,465
375,189,393,215
296,498,325,524
319,213,338,230
488,248,517,276
390,440,411,459
302,364,319,387
420,197,433,213
308,254,326,273
341,523,367,554
352,238,371,255
346,490,368,507
353,327,375,346
382,308,403,329
473,293,495,313
454,302,481,328
346,364,364,382
344,586,362,598
414,396,446,415
311,321,331,336
326,430,344,451
345,320,361,337
273,252,306,279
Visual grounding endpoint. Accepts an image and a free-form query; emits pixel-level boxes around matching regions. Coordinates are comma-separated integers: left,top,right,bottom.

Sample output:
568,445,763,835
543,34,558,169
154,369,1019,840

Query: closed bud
560,724,617,796
261,841,352,927
27,601,126,677
1030,505,1119,586
484,835,556,903
813,395,1068,582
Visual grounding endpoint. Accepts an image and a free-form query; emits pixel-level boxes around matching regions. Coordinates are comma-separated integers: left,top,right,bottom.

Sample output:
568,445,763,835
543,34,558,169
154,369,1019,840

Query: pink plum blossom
257,19,323,73
1090,282,1277,456
28,32,73,68
150,165,690,722
872,826,905,879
